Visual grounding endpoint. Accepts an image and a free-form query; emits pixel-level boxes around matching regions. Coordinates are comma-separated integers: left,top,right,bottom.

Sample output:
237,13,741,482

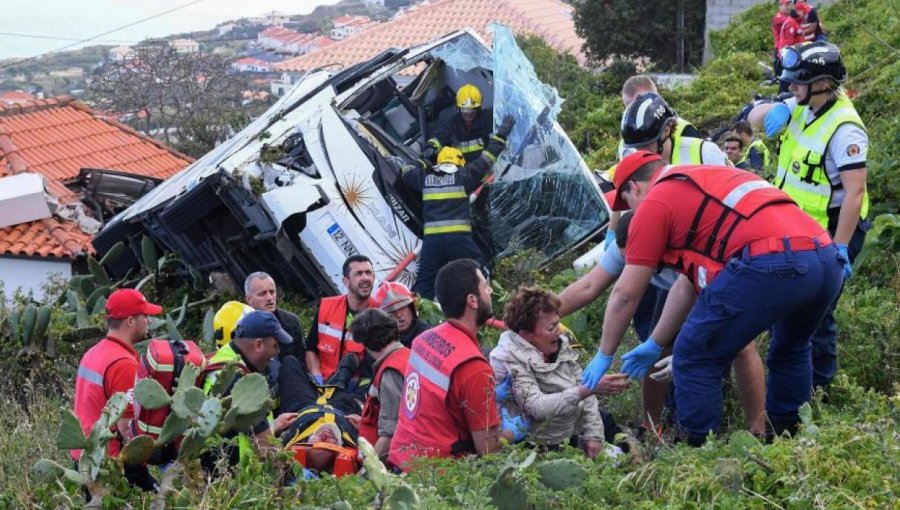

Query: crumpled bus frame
93,28,610,298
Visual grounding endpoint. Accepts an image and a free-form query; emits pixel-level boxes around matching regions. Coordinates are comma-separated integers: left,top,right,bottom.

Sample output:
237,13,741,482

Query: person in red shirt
389,259,527,470
581,151,844,445
772,0,792,54
72,288,162,491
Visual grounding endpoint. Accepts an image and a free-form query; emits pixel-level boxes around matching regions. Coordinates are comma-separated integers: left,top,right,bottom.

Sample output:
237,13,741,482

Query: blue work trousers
810,220,869,387
672,240,843,444
414,233,486,300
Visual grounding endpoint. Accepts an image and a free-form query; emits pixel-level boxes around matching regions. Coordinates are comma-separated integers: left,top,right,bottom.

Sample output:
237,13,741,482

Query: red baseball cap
780,0,791,6
106,288,163,319
606,150,663,211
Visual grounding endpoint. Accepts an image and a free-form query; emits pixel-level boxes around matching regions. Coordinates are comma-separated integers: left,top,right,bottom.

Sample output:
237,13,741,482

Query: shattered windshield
432,26,608,262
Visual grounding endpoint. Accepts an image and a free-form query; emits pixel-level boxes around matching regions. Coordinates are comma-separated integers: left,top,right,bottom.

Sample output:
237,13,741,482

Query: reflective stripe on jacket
72,337,135,460
655,165,797,292
388,322,485,470
316,295,366,380
776,95,869,228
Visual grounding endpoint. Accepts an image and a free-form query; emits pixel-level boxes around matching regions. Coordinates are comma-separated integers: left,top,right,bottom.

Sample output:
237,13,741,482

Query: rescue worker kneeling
401,115,515,300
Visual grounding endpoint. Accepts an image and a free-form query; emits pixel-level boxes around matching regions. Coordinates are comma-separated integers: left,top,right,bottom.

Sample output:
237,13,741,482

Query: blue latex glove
303,468,319,480
581,351,614,389
836,243,852,280
500,407,529,443
620,338,664,380
312,374,323,386
603,229,617,250
764,103,791,138
495,376,512,403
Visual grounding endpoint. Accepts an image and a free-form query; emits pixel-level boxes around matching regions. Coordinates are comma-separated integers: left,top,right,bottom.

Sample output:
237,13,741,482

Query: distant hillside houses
231,57,273,73
331,15,378,40
257,27,336,56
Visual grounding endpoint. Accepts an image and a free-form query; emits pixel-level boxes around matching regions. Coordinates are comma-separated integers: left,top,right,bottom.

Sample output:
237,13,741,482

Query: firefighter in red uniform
305,255,375,385
581,151,844,444
389,258,528,470
72,288,162,491
351,308,410,461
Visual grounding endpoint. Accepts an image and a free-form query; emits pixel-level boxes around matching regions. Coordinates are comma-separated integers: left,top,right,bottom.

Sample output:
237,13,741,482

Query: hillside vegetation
0,0,898,508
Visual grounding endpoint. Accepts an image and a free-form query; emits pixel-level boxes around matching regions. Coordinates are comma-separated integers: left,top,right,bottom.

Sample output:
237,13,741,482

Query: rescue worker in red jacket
389,258,528,470
305,255,375,385
351,308,410,461
581,151,844,444
72,288,162,491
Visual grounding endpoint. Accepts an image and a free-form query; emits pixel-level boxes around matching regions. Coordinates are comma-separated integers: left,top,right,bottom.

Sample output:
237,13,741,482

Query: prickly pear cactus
133,378,172,410
537,458,588,490
172,387,206,418
488,465,528,510
155,413,190,447
358,438,421,508
177,429,207,460
82,392,128,481
195,398,223,437
55,409,88,450
230,373,269,414
120,435,156,465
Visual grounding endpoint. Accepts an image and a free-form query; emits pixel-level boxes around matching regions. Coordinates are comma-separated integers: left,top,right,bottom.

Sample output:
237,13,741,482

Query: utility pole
676,0,685,73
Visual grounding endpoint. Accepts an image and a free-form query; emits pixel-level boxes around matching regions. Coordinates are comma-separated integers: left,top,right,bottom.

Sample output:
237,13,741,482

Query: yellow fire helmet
214,301,254,346
435,146,465,173
455,83,482,109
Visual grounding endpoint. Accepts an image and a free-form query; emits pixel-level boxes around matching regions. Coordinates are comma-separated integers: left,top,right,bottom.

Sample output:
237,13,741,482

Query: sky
0,0,343,60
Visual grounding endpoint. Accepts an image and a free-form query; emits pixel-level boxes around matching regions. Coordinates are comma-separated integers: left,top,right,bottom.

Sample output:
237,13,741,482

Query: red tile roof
0,96,192,183
0,90,35,106
0,96,192,259
275,0,586,74
0,216,95,259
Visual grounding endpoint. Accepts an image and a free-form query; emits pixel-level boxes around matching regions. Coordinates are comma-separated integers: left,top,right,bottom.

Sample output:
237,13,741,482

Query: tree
89,42,249,158
573,0,706,72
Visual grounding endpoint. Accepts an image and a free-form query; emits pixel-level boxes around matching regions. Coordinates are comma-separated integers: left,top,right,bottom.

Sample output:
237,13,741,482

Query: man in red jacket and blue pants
581,151,844,444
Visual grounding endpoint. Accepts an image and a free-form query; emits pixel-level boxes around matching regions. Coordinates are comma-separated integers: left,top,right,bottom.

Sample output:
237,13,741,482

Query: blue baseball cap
233,310,293,345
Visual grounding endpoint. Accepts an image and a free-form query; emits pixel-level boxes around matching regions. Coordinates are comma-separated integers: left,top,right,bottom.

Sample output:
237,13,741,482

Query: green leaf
728,430,760,457
488,466,528,510
177,429,207,461
133,378,172,410
98,241,125,266
156,413,190,447
537,458,587,490
196,398,223,437
63,468,90,486
172,387,206,418
32,459,66,484
224,401,271,434
88,256,110,285
141,235,159,272
21,303,37,345
202,308,215,345
230,373,269,414
33,305,51,342
120,435,156,465
383,482,421,509
206,363,240,398
85,286,111,313
176,363,202,392
798,402,813,426
56,410,87,450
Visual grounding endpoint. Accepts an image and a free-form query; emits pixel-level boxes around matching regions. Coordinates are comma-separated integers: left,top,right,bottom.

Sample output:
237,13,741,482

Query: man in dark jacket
244,271,304,359
401,115,514,299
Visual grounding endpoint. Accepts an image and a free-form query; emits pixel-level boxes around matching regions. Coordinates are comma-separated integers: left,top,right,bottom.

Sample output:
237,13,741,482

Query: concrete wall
0,256,71,303
704,0,836,61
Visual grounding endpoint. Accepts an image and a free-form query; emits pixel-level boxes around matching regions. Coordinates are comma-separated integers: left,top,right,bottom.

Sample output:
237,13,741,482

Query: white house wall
0,257,71,303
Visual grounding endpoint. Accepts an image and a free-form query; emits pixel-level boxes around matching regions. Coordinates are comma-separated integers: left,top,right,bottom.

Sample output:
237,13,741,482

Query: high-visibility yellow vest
670,136,704,165
776,95,869,228
617,117,698,162
739,139,771,170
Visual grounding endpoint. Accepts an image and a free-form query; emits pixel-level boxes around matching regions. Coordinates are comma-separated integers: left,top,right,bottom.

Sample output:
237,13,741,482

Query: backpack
131,338,207,464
